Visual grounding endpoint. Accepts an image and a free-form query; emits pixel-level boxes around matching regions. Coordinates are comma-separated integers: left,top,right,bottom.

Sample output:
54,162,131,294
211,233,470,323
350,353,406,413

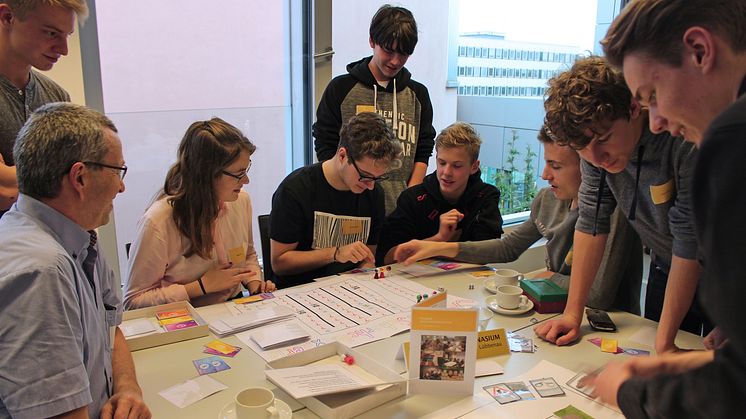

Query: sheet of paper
475,359,504,377
158,375,227,408
251,321,310,349
120,318,157,337
265,364,386,399
423,360,623,419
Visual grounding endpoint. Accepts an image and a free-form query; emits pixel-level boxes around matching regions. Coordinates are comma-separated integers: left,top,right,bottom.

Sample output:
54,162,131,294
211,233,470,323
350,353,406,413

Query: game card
205,340,239,355
164,320,198,331
566,372,596,399
508,336,535,353
503,381,535,400
600,338,618,353
554,404,595,419
192,356,230,375
233,292,275,305
156,309,189,320
529,377,565,397
204,346,242,357
483,383,521,404
158,315,194,326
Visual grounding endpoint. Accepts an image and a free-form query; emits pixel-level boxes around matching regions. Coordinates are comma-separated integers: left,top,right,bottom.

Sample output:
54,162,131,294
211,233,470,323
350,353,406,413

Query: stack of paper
251,321,310,350
208,305,295,337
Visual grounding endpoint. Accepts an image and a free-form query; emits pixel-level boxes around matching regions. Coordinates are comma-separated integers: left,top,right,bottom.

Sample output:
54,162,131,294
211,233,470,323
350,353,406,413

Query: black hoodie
375,170,503,265
313,56,436,214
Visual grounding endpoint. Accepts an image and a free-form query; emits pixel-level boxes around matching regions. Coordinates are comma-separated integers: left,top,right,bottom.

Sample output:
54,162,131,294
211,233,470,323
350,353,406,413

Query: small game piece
432,291,437,295
343,354,355,365
422,294,429,300
468,283,475,290
374,270,379,279
416,294,422,303
386,266,392,271
437,286,445,293
380,270,385,278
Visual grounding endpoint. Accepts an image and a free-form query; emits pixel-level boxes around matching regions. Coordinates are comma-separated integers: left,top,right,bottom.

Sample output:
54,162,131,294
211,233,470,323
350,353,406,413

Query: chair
257,214,276,282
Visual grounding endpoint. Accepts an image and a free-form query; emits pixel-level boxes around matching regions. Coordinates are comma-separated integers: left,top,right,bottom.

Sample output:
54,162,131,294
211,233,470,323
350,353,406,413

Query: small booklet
251,321,310,350
208,305,295,337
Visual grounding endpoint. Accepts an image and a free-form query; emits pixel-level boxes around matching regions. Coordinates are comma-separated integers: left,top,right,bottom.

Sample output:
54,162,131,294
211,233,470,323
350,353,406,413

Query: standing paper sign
408,292,478,395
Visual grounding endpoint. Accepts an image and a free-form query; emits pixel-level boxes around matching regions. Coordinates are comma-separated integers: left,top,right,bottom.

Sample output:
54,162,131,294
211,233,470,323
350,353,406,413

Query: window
457,0,601,217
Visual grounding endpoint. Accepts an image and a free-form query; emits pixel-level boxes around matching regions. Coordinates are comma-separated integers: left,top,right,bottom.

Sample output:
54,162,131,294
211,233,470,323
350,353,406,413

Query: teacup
494,268,525,287
235,387,278,419
496,284,528,310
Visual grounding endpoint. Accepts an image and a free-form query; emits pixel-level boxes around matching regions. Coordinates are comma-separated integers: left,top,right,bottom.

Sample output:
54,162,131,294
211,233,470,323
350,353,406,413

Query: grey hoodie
576,125,698,272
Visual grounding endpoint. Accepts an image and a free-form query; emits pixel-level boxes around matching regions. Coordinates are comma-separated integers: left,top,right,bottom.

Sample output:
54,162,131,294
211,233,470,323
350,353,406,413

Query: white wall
331,0,458,139
93,0,293,280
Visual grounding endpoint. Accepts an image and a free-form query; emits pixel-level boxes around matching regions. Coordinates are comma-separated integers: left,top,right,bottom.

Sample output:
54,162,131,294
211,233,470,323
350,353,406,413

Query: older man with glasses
270,112,402,288
0,102,150,419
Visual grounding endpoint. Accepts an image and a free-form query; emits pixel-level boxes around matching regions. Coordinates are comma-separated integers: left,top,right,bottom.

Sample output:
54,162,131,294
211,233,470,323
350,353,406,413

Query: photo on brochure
419,335,467,381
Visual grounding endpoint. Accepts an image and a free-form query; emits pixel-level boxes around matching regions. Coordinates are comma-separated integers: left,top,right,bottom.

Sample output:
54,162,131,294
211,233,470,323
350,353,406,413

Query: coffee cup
235,387,278,419
496,285,528,310
494,268,525,287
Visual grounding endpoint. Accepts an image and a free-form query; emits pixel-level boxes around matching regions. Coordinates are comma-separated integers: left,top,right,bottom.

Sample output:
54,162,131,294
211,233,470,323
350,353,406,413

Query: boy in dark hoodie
313,4,436,215
376,122,502,265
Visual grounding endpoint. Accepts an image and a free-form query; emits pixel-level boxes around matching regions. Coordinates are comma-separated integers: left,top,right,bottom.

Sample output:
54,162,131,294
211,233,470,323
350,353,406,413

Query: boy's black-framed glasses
350,158,388,183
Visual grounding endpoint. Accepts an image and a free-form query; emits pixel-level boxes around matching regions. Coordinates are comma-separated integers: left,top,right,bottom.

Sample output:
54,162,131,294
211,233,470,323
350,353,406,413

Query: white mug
494,269,524,287
496,285,528,310
235,387,278,419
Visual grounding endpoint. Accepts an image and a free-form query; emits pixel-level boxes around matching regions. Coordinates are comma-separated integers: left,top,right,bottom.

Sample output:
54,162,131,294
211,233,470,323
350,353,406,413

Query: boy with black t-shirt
270,112,402,288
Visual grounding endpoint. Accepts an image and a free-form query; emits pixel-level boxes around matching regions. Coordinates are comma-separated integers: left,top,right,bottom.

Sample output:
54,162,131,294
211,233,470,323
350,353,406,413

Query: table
131,265,705,418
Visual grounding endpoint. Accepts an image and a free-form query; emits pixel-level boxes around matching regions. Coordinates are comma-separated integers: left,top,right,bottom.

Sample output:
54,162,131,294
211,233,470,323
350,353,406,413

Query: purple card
622,347,650,356
203,347,242,357
165,320,198,331
192,356,230,375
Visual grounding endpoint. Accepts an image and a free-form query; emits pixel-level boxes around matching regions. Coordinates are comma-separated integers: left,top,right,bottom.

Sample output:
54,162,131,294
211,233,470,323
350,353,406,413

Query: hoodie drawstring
592,169,606,236
392,78,398,134
628,145,645,221
373,84,378,110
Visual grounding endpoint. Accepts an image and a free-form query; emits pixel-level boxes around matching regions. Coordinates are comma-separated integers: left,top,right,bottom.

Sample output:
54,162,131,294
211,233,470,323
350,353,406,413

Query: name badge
356,104,376,114
649,179,674,205
342,219,364,235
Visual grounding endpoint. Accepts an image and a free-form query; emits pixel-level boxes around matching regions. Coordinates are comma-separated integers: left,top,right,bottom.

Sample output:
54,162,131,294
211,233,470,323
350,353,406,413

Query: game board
231,271,475,361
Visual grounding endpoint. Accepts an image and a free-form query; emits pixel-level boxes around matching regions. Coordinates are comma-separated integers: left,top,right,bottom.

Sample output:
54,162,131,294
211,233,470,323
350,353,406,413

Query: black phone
586,308,617,332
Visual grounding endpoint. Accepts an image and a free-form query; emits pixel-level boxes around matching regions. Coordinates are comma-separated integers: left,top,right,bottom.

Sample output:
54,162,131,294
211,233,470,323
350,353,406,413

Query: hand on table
101,383,151,419
393,240,441,265
202,263,255,293
335,241,374,264
246,278,276,294
533,314,581,346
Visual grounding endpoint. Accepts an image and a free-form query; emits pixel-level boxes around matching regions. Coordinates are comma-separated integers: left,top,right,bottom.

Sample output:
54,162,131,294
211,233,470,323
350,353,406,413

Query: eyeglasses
83,161,127,180
350,158,388,183
221,160,252,182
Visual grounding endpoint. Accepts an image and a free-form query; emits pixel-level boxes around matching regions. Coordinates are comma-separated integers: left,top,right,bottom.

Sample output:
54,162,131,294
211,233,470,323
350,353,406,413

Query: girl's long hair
162,117,255,258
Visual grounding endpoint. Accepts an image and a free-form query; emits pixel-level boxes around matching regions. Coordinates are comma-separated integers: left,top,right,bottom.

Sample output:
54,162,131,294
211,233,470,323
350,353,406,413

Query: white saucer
483,278,498,293
219,399,292,419
485,296,534,315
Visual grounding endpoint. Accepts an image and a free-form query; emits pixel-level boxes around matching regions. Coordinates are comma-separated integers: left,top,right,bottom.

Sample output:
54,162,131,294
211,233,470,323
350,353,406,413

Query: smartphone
586,308,617,332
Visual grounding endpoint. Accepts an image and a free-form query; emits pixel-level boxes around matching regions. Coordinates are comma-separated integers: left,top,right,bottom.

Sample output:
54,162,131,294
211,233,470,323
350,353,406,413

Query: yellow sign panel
477,328,510,358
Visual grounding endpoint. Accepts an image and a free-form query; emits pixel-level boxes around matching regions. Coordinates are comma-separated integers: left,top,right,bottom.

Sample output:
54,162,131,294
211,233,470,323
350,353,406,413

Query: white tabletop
131,265,705,418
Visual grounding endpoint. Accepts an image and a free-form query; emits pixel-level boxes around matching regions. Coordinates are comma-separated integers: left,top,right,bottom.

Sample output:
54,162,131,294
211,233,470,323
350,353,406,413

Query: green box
520,279,568,303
